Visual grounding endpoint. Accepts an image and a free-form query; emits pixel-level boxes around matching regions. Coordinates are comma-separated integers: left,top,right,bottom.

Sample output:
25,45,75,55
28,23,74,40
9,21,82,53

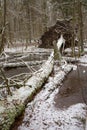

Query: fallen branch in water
0,60,45,68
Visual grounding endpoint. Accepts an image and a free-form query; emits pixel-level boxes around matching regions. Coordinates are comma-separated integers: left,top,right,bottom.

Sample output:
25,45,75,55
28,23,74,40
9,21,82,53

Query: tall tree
0,0,6,53
77,0,84,54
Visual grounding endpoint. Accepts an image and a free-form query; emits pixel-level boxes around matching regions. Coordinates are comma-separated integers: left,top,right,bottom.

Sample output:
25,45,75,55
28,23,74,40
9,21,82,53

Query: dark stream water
10,65,87,130
54,65,87,108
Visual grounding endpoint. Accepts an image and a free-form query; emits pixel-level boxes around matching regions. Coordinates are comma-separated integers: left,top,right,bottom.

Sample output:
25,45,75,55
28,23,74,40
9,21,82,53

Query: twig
0,67,12,95
0,84,22,89
11,72,30,79
20,59,36,72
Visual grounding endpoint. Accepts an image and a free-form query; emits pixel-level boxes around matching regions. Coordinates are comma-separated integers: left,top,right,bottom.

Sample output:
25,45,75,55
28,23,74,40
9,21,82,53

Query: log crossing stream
11,65,87,130
0,47,87,130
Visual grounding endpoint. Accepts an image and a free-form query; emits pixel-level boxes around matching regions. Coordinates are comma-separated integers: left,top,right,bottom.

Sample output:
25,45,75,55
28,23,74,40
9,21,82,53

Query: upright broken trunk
0,52,54,130
53,40,61,61
53,34,65,62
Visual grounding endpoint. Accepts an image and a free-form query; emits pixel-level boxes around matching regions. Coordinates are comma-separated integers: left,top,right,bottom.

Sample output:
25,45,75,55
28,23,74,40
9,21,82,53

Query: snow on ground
79,54,87,66
17,65,86,130
64,46,87,67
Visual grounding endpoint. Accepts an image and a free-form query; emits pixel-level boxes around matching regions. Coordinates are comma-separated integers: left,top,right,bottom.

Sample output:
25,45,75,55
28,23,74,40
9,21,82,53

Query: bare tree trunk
2,0,6,51
78,0,84,55
8,23,12,47
53,40,61,61
0,0,6,53
71,0,75,57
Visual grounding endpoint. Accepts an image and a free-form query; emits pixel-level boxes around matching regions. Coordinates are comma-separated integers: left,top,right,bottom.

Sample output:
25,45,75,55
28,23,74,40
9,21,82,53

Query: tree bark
78,0,84,55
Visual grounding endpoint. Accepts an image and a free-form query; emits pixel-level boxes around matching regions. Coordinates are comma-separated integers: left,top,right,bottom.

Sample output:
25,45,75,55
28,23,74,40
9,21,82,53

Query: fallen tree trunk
63,56,79,63
0,60,46,68
0,52,54,130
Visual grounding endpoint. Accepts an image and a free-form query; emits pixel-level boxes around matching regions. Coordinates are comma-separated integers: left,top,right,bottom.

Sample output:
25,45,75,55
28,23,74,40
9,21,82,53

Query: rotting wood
0,52,54,130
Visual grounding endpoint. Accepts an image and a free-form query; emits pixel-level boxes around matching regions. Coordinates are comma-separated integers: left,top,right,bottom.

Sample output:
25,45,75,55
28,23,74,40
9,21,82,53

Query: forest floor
0,45,87,130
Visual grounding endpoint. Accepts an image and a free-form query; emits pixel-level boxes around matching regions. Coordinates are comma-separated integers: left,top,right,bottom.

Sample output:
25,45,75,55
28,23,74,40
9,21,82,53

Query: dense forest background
0,0,87,52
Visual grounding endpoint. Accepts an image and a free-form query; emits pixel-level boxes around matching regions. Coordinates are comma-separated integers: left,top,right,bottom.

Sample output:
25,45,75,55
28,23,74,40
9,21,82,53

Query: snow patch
79,55,87,64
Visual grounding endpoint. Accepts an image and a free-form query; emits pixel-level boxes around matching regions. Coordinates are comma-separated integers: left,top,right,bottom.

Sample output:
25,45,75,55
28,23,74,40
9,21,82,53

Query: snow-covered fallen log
63,56,79,63
0,60,46,68
0,52,54,130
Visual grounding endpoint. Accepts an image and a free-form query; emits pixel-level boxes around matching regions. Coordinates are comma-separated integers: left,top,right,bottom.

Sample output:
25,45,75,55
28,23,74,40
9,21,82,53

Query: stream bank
11,64,87,130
